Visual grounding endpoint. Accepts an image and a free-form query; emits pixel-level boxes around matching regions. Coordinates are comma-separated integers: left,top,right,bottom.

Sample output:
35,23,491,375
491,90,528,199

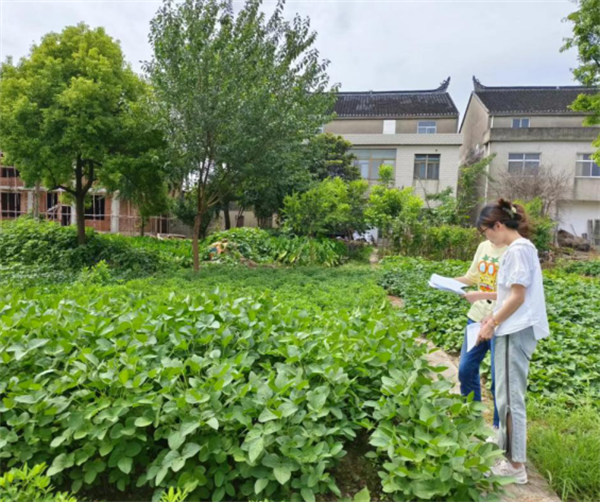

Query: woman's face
480,222,506,246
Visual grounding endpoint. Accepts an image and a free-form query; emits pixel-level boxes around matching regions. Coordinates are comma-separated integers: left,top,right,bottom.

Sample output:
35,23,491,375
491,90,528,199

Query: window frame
507,152,541,175
511,118,530,129
84,194,106,221
0,167,19,178
1,192,21,218
351,149,397,183
413,154,441,180
575,153,600,178
417,121,437,134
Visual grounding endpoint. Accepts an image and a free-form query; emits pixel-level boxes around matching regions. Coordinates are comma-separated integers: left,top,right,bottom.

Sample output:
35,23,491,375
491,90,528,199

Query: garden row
379,256,600,407
0,281,507,502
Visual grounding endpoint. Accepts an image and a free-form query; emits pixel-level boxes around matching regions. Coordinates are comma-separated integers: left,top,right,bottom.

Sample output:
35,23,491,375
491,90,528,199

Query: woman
476,199,550,484
454,239,507,430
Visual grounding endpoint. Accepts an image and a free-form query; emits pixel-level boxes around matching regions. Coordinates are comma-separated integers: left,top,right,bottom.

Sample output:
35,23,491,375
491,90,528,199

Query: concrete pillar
111,195,120,234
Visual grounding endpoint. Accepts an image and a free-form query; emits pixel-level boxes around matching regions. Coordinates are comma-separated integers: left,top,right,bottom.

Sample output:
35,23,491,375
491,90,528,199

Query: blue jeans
459,318,499,428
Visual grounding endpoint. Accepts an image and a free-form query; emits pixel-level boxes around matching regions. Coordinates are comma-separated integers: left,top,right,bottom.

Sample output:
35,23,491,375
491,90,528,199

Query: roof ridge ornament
436,76,451,92
473,76,485,92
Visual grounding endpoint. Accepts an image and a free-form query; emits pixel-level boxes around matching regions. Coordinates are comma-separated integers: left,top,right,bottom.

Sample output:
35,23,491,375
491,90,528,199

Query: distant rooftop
472,76,599,115
334,77,459,118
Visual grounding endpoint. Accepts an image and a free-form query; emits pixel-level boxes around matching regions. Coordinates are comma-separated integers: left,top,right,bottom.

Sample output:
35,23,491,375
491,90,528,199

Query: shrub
558,258,600,277
0,463,78,502
282,177,369,238
0,288,505,501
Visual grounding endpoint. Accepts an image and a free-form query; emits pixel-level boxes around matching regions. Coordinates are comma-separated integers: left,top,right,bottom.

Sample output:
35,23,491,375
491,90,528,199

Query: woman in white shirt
475,199,550,485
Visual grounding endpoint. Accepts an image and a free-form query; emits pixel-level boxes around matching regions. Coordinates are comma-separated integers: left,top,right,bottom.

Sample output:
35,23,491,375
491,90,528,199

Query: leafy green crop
0,286,504,501
380,257,600,407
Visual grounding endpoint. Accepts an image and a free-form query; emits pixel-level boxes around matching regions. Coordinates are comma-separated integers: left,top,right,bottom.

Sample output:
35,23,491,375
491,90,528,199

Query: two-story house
325,77,463,201
460,77,600,244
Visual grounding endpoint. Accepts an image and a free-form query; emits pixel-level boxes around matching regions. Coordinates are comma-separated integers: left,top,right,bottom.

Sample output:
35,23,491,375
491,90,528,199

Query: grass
527,401,600,502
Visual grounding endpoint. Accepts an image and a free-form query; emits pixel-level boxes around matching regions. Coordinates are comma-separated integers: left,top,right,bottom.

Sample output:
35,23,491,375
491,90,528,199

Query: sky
0,0,582,119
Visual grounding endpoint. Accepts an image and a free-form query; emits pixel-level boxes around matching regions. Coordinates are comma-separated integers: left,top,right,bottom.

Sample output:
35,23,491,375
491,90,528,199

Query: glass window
418,121,437,134
508,153,540,175
512,118,530,129
351,149,396,182
85,195,106,221
1,192,21,218
413,154,440,180
576,154,600,177
0,167,19,178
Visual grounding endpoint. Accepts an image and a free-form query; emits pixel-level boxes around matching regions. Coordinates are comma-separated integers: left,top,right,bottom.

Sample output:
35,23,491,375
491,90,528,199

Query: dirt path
386,293,561,502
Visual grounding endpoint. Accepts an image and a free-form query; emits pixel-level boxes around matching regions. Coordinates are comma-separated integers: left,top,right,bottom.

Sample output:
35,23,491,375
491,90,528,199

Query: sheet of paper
429,274,467,296
466,322,481,352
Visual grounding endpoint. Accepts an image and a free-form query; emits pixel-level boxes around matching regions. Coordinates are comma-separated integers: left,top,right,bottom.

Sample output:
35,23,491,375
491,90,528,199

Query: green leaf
168,431,184,450
255,477,269,494
119,368,129,385
47,453,73,476
258,408,278,423
134,417,152,427
353,487,370,502
301,487,316,502
50,435,67,448
118,456,133,474
181,442,200,460
212,487,225,502
207,417,219,431
248,438,264,463
273,466,291,485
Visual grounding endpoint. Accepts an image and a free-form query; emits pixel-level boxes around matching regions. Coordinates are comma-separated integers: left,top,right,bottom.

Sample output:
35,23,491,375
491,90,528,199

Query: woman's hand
476,318,495,345
463,291,482,304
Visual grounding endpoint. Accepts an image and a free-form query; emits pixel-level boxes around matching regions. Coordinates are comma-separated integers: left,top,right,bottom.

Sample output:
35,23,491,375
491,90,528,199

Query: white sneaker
491,460,528,484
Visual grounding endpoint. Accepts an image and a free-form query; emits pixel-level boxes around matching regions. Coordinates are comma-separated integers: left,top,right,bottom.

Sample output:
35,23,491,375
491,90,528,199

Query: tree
365,165,423,253
0,24,162,245
491,165,572,218
456,152,495,221
282,177,369,238
305,133,359,182
146,0,336,271
562,0,600,162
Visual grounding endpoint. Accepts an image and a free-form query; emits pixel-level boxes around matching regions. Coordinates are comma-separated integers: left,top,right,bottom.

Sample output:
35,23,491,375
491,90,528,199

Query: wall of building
492,115,589,128
395,118,458,134
324,120,384,135
394,145,461,199
557,200,600,237
488,141,600,202
459,96,490,163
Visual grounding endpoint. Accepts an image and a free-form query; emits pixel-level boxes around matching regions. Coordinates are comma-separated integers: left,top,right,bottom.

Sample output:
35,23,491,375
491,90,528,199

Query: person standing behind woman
476,199,550,485
454,239,507,431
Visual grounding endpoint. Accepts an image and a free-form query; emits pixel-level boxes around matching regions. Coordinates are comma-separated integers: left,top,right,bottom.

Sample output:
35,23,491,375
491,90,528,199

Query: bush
394,224,480,262
0,463,78,502
0,219,164,273
0,288,505,501
282,177,369,238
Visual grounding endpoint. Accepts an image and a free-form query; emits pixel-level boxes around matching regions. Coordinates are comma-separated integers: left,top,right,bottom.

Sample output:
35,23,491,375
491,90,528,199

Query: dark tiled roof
334,77,459,118
472,77,598,115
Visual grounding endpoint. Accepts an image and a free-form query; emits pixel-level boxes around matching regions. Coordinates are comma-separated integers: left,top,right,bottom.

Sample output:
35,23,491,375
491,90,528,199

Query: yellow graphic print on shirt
478,254,500,292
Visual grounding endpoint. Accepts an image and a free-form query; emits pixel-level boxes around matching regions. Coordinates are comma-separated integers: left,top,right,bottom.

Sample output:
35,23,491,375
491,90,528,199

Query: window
418,121,437,134
508,153,540,175
414,154,440,180
351,149,396,182
85,195,105,220
1,192,21,218
512,118,530,129
383,120,396,134
0,167,19,178
576,154,600,177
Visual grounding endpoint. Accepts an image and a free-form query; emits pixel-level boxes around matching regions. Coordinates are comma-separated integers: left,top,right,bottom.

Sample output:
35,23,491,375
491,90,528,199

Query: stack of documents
428,274,467,296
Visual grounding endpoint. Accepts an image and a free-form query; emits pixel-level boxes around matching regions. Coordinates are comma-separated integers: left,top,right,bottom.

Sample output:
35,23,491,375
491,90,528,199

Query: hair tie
502,205,517,219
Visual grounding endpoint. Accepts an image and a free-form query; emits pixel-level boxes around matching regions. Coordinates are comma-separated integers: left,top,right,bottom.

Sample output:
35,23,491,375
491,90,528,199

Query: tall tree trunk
140,217,146,237
33,181,40,218
75,192,86,246
193,212,202,272
223,200,231,230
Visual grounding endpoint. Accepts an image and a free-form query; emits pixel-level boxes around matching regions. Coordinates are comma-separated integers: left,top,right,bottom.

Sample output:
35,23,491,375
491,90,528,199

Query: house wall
394,145,461,199
324,120,384,135
395,118,458,134
492,115,589,128
557,200,600,237
459,96,490,162
488,141,600,203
